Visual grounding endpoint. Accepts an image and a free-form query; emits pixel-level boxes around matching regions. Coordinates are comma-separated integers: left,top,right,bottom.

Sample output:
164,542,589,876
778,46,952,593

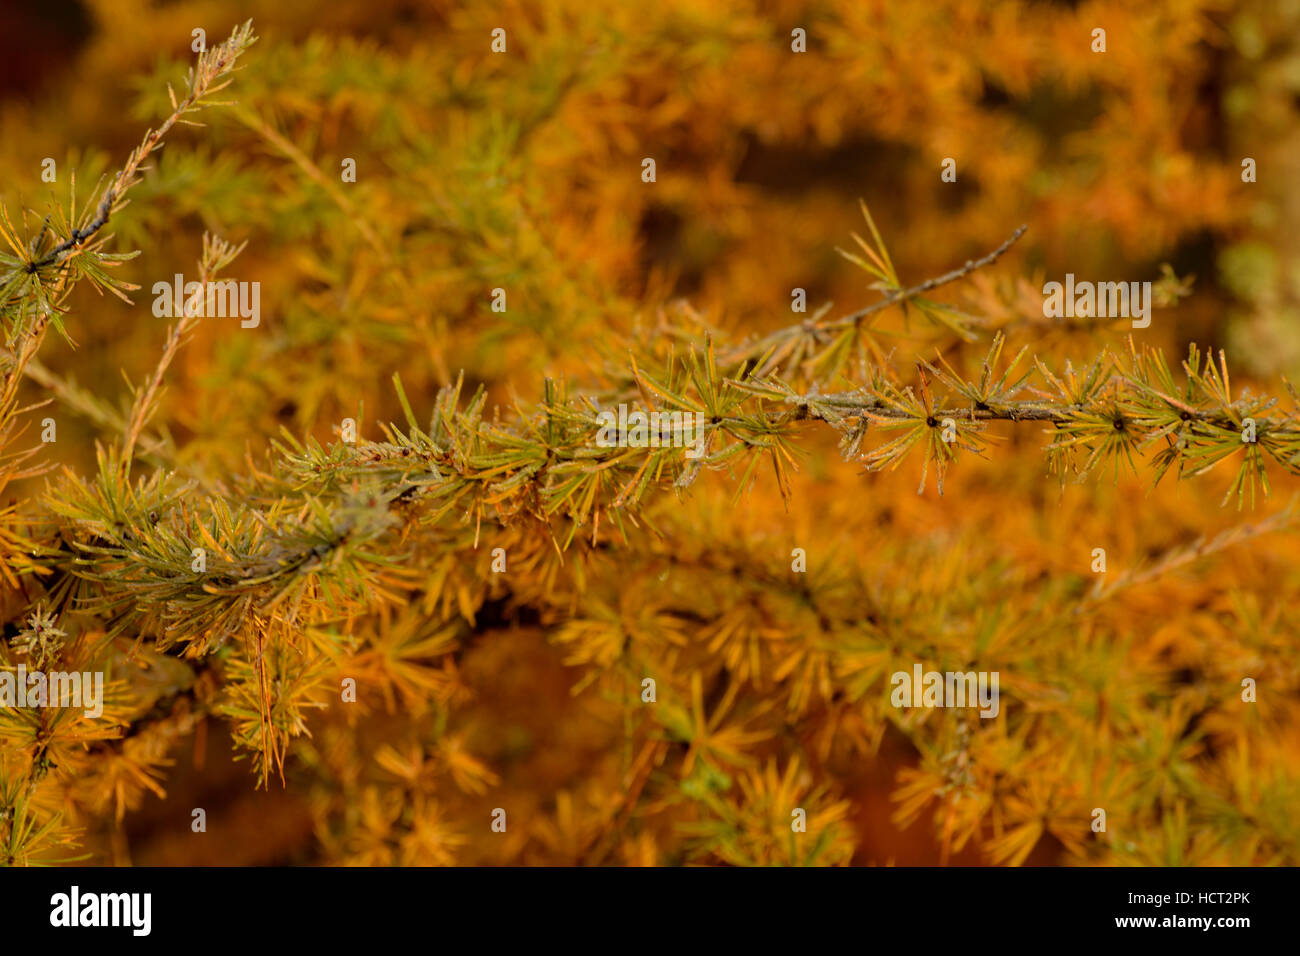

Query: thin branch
724,223,1028,365
1077,499,1300,610
32,25,256,271
122,234,243,467
227,104,448,382
773,387,1252,428
833,224,1028,330
0,22,257,418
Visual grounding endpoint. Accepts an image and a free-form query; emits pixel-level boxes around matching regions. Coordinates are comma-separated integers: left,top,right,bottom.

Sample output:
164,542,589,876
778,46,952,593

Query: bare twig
724,223,1028,367
833,224,1028,330
1077,498,1300,610
122,234,245,467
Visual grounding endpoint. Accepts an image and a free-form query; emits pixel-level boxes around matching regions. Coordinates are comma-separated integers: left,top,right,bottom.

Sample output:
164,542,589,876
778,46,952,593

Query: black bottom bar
0,865,1289,944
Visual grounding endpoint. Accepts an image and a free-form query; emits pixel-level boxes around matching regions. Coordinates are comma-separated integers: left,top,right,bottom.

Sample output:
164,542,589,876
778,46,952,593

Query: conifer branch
724,215,1028,372
4,20,1296,868
30,24,257,272
0,22,257,419
831,222,1029,330
1078,499,1300,609
228,105,387,263
121,234,245,468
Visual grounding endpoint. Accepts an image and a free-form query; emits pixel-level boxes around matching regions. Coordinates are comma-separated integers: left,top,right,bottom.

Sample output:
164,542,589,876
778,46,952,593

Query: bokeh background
2,0,1299,865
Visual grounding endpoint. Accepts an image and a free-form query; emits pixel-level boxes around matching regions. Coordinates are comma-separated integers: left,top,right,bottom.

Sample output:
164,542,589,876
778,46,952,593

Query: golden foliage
1,1,1298,868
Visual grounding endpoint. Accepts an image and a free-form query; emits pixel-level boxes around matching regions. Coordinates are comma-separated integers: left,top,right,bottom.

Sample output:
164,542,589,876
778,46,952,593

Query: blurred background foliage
2,0,1299,865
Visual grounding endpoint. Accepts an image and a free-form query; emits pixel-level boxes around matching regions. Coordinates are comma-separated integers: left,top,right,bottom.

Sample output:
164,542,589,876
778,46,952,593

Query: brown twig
831,224,1028,330
723,223,1028,367
122,234,244,468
